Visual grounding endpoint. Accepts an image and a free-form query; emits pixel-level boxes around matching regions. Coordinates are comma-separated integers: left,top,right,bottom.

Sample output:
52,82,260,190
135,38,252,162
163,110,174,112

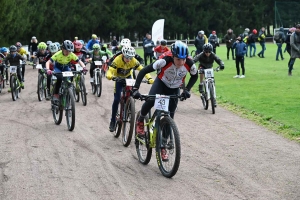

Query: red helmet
252,29,257,34
73,40,83,49
212,31,216,34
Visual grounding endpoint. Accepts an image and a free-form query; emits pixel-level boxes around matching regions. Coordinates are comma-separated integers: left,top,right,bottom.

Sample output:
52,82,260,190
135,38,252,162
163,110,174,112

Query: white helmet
122,46,135,58
120,38,131,46
49,43,59,53
245,28,250,32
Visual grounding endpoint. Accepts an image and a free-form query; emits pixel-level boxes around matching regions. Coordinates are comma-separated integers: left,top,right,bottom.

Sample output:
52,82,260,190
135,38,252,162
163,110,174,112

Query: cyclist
111,36,119,54
88,43,109,83
46,41,52,52
106,46,154,132
45,43,59,100
35,42,48,68
101,44,113,58
0,47,9,84
86,34,100,51
16,42,29,82
28,36,38,63
193,43,224,99
154,39,170,59
45,40,87,103
132,41,197,160
4,45,26,91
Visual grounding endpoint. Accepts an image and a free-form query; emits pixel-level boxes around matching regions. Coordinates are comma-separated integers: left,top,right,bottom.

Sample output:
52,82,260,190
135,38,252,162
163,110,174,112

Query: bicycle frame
202,68,216,100
93,61,102,85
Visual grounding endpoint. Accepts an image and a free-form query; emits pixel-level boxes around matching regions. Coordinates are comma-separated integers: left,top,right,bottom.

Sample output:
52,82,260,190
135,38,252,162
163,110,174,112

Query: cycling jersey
70,50,88,65
50,50,79,67
154,46,170,57
4,53,25,66
107,54,151,79
36,50,48,66
193,52,224,69
18,47,27,56
89,50,108,61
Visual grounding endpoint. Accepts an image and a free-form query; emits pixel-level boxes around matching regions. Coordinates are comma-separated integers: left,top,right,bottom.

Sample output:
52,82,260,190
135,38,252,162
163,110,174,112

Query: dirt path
0,65,299,200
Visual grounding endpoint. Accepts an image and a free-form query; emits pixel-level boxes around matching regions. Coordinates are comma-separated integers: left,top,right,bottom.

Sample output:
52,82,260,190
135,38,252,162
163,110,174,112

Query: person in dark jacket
274,27,286,61
285,27,296,69
208,31,219,53
143,34,155,65
288,24,300,76
232,35,247,78
257,27,266,58
224,28,236,60
248,29,257,57
194,30,208,54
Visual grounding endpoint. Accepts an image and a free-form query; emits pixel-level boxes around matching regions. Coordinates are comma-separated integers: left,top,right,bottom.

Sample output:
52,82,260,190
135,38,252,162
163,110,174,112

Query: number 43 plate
154,95,170,112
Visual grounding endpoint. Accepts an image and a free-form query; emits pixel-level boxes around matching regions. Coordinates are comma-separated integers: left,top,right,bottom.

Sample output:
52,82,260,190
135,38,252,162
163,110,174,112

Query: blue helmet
171,41,188,59
0,47,8,53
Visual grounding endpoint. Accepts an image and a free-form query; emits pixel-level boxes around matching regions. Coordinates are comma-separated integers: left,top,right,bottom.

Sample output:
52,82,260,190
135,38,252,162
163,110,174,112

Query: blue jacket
143,39,155,54
232,41,247,57
86,39,100,50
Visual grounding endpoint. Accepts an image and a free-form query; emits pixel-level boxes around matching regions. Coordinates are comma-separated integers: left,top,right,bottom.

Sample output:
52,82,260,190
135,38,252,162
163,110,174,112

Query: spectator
194,30,208,54
28,36,38,58
285,27,296,68
143,34,155,65
224,28,236,60
208,31,219,53
232,34,247,78
242,28,250,57
111,36,119,54
86,34,100,50
288,24,300,76
154,39,170,59
257,27,266,58
274,27,285,61
248,29,257,57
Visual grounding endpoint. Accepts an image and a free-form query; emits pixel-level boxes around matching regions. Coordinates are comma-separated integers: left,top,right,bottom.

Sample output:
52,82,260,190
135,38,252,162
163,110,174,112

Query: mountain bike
135,94,181,178
91,60,103,97
73,64,87,106
101,56,108,77
112,77,136,147
10,60,25,101
0,65,7,93
51,71,76,131
199,66,220,114
36,64,48,101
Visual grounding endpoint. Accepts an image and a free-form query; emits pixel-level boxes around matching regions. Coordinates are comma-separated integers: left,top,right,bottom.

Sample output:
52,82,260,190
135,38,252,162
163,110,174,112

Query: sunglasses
124,55,133,60
204,51,211,53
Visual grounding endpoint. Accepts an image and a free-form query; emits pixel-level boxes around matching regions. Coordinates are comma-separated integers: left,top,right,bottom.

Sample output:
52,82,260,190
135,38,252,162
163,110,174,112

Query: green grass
136,44,300,141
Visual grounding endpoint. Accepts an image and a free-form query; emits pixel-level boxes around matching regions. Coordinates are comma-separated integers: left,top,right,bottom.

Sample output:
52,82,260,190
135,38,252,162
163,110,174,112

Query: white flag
152,19,165,45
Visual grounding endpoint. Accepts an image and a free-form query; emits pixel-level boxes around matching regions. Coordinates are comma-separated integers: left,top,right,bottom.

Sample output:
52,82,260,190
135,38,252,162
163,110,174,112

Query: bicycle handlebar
138,94,181,101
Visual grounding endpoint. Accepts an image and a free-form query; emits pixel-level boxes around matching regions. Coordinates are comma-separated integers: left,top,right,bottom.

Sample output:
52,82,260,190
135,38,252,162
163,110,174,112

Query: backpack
274,32,281,42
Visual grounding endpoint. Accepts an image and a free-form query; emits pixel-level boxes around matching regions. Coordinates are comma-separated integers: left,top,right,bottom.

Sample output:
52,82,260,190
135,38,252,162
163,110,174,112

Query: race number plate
36,64,43,69
154,94,170,112
102,56,107,61
204,68,214,78
62,71,74,77
125,79,136,86
75,64,83,71
94,61,102,65
10,66,17,73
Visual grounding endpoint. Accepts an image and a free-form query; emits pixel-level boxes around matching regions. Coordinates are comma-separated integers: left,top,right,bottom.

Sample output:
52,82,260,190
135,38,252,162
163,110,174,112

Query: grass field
136,43,300,140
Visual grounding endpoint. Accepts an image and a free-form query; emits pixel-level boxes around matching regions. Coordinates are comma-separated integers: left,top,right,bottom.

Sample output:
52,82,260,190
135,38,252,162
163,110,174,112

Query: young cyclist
106,46,154,132
45,40,87,103
35,42,48,68
16,42,29,82
101,44,113,58
28,36,38,63
4,45,26,91
193,43,224,102
88,43,109,82
0,47,9,85
154,39,170,59
45,43,59,100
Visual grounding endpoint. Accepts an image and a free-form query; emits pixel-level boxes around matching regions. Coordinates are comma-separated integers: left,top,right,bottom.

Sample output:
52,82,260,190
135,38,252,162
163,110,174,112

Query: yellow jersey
50,50,79,65
107,54,151,80
18,47,27,56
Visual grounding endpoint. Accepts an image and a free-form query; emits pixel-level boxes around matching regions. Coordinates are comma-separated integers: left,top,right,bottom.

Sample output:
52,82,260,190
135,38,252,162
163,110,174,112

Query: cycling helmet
245,28,250,32
92,34,97,39
0,47,8,53
15,42,22,48
73,40,83,49
32,36,36,39
38,42,47,50
160,39,167,46
79,40,84,45
9,45,17,52
46,41,52,46
62,40,74,52
122,46,135,58
203,43,213,53
54,42,61,50
252,29,257,34
120,38,131,46
198,30,204,35
102,44,107,48
93,43,100,50
171,41,188,59
49,43,59,53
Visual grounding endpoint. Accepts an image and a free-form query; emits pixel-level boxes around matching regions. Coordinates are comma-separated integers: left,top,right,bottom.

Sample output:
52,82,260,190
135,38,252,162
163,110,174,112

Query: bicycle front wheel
11,76,18,101
96,71,102,97
135,110,152,165
52,91,63,125
66,87,76,131
156,116,181,178
113,102,122,138
37,74,44,101
122,97,135,147
80,76,87,106
208,82,215,114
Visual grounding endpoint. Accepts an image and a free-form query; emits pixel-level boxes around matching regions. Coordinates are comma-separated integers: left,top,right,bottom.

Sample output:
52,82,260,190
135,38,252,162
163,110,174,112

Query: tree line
0,0,294,46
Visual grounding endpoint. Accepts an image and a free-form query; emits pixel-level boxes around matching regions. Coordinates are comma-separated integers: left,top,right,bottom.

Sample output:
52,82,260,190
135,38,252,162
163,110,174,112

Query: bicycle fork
205,80,216,100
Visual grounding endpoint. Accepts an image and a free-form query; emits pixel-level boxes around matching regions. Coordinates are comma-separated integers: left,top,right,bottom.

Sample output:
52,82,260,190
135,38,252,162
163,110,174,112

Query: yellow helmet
92,34,97,39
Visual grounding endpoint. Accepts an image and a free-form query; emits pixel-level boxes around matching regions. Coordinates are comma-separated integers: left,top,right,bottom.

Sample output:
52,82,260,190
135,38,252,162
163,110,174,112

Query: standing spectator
257,27,266,58
232,34,247,78
28,36,38,59
274,27,285,61
285,27,296,69
86,34,100,50
248,29,257,57
208,31,219,53
143,34,155,65
111,36,119,54
288,24,300,76
194,30,208,54
224,28,236,60
242,28,250,57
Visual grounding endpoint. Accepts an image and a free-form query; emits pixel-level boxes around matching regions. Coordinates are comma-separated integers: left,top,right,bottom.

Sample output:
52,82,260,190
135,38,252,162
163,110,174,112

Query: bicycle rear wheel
37,74,44,101
208,82,215,114
122,97,135,147
113,103,122,138
80,76,87,106
96,71,102,97
11,76,18,101
135,111,152,165
156,116,181,178
66,87,76,131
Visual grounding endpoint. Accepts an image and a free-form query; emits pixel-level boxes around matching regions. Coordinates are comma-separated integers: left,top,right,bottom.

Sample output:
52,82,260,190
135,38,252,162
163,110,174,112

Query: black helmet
160,39,167,46
62,40,74,52
9,45,17,52
203,43,213,53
